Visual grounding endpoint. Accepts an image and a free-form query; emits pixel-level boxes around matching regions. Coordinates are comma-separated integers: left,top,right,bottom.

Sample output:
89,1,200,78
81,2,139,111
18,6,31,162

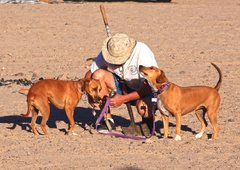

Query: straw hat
102,33,136,65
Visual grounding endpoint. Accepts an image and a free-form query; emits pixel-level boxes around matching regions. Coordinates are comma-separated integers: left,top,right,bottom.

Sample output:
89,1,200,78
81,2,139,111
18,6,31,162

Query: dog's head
139,65,168,91
79,78,102,103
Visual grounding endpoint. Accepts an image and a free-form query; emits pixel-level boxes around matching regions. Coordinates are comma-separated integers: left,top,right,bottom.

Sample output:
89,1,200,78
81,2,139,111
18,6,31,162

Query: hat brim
102,37,136,65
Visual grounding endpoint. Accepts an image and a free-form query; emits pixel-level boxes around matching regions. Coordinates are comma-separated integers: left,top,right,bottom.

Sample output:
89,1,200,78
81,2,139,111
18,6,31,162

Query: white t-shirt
90,42,158,90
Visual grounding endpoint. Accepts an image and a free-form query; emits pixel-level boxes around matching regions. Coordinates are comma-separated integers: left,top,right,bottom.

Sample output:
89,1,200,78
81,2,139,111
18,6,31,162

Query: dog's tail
18,88,29,96
211,63,222,91
21,96,34,117
21,101,32,117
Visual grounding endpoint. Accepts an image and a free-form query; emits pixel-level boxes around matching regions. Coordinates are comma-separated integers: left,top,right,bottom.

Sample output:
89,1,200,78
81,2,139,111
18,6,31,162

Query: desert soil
0,0,240,169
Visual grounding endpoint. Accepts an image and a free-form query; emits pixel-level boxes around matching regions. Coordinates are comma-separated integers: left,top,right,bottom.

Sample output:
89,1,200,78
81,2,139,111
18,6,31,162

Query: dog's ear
84,79,91,90
78,78,90,92
78,79,85,92
156,70,168,83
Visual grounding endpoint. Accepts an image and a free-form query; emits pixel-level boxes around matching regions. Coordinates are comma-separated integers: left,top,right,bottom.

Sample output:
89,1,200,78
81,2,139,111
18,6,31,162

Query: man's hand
110,94,126,108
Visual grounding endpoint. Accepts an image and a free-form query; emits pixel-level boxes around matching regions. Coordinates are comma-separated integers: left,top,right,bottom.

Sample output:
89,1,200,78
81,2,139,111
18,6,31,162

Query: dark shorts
112,74,154,106
112,74,134,94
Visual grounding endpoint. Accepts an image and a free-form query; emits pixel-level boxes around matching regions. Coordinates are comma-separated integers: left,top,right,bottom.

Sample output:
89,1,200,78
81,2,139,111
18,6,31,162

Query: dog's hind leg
38,100,50,135
195,107,208,139
30,107,39,135
207,107,220,140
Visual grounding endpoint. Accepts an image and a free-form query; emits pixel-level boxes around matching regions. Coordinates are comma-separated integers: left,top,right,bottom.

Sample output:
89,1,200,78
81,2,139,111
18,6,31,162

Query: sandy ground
0,0,240,169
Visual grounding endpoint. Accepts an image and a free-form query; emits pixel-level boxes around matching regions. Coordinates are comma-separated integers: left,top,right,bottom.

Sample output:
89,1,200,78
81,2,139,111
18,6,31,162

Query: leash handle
109,90,117,98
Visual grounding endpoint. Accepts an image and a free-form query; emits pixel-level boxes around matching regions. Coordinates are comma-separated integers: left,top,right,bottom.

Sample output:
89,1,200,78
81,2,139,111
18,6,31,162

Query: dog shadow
154,119,198,139
0,105,200,137
0,114,33,133
0,104,131,135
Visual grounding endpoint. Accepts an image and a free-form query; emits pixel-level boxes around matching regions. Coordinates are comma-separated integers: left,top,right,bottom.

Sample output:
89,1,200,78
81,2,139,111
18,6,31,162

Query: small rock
142,138,153,144
179,70,185,74
12,72,24,76
31,73,39,82
56,74,64,80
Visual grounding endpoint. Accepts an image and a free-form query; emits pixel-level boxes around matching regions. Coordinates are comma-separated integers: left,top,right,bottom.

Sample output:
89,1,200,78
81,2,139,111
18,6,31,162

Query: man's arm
110,81,152,107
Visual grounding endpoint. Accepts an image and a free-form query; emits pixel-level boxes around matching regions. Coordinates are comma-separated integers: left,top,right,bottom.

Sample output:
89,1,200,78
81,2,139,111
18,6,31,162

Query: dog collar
157,82,171,95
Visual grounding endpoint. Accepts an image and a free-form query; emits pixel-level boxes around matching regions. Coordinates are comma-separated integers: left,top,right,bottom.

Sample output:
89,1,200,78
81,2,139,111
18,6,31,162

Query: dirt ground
0,0,240,169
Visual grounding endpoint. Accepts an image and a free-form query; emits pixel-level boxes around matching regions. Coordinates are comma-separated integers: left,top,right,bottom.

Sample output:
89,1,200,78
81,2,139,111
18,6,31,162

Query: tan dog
20,78,101,135
139,63,222,141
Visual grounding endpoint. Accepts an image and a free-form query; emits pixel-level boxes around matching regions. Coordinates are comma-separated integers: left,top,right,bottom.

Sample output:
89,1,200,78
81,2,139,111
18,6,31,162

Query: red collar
157,82,171,95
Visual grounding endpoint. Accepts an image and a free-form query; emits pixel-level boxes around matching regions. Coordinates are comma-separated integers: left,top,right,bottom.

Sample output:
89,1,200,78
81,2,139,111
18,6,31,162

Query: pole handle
100,5,111,37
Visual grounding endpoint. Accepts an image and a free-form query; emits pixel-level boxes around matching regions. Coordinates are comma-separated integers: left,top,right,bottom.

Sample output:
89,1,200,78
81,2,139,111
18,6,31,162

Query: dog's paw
174,135,182,141
195,132,204,139
67,131,78,136
72,132,78,136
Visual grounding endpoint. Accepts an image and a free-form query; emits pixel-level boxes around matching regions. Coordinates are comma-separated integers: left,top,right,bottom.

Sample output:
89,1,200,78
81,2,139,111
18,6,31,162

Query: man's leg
91,69,116,98
91,69,116,117
136,93,155,117
136,96,155,132
91,69,117,131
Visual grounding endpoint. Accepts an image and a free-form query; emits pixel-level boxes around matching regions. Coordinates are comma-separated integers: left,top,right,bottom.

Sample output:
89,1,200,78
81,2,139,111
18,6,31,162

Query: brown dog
20,78,101,135
139,63,222,141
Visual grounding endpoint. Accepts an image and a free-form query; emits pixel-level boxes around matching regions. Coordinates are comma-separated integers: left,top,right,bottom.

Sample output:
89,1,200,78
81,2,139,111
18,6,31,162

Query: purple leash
95,96,156,140
95,97,111,130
